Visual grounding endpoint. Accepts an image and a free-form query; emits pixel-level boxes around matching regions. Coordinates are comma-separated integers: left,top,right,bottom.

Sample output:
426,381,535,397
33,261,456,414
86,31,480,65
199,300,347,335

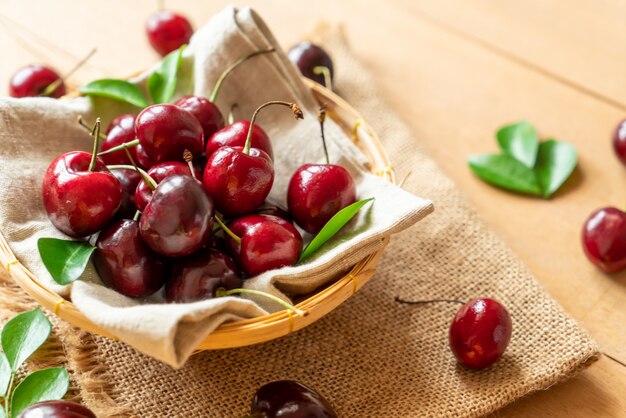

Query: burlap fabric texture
0,15,599,418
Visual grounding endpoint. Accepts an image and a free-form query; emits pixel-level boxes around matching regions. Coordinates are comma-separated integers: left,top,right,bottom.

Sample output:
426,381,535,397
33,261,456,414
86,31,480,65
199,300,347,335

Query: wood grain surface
1,1,625,416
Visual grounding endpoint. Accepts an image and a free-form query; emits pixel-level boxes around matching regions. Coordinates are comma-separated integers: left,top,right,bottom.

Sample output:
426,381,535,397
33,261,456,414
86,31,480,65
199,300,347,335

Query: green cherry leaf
148,45,186,104
468,153,542,196
299,198,375,262
0,353,11,397
9,368,69,418
496,121,539,168
37,238,96,285
534,139,577,198
1,309,51,372
80,79,149,108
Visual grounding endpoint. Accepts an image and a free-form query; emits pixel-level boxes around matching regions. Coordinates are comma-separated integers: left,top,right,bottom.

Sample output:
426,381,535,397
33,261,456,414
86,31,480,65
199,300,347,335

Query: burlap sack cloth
0,12,599,418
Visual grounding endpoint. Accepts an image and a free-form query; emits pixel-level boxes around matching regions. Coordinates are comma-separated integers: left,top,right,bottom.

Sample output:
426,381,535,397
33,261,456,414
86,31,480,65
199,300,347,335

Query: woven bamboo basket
0,79,395,351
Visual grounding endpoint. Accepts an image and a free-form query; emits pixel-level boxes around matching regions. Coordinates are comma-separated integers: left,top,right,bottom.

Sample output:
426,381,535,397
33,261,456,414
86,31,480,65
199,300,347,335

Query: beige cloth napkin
0,6,432,367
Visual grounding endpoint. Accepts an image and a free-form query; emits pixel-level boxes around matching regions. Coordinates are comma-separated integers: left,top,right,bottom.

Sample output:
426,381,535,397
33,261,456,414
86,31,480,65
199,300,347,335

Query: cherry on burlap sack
40,26,598,418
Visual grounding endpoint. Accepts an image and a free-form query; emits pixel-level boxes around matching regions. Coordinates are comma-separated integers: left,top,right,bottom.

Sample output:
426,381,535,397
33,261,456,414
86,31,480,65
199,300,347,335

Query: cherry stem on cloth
77,115,106,139
214,215,241,244
216,287,306,317
41,48,97,97
88,118,102,172
97,138,140,156
107,164,158,190
318,104,329,164
210,48,276,103
313,65,333,91
243,101,304,155
394,296,467,306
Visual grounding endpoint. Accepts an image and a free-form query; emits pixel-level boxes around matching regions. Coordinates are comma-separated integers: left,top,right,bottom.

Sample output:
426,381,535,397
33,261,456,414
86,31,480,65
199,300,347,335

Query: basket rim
0,79,396,350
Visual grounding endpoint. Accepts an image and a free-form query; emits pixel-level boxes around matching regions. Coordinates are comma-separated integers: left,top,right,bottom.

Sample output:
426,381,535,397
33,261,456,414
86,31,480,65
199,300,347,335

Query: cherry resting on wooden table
581,207,626,273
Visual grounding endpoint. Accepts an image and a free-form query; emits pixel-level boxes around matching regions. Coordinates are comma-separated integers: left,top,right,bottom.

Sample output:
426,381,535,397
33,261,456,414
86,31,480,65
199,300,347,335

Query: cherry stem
228,103,238,125
121,147,157,191
107,165,158,190
210,48,276,103
313,66,333,90
183,149,197,180
77,115,106,140
214,216,241,244
318,104,329,164
88,118,102,172
216,287,306,317
97,138,140,156
398,170,413,188
41,48,97,97
132,210,142,222
243,101,304,155
394,296,466,306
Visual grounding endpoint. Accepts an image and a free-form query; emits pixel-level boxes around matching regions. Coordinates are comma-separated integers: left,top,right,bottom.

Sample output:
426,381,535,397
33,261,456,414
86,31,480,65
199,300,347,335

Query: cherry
287,41,334,89
111,169,142,219
449,298,512,369
287,107,356,234
174,96,225,141
205,120,273,161
100,114,141,166
250,380,337,418
42,120,122,237
203,101,302,217
581,207,626,272
134,161,200,211
224,214,302,277
146,10,193,56
165,248,241,303
9,64,66,98
17,400,96,418
135,143,154,169
135,104,204,165
612,119,626,166
139,175,214,257
94,219,168,298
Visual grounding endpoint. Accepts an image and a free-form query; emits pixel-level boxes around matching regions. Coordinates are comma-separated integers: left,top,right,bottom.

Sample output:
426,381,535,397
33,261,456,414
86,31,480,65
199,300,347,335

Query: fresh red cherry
612,119,626,166
42,151,122,237
111,169,142,219
9,64,66,98
146,10,193,56
205,120,273,161
251,380,337,418
18,400,96,418
165,248,241,303
134,161,200,211
94,219,168,298
174,96,224,141
224,214,302,277
135,104,204,165
449,298,512,369
135,143,154,170
581,207,626,273
100,114,141,166
139,175,213,257
287,41,334,89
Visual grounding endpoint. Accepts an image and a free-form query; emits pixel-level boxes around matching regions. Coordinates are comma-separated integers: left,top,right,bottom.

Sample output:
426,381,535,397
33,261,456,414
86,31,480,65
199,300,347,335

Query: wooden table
2,1,625,416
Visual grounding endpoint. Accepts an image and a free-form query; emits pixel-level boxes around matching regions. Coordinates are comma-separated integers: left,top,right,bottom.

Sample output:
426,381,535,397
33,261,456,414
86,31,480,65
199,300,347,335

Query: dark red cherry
139,175,213,257
224,214,302,276
202,146,274,217
288,164,356,234
581,207,626,273
146,10,193,56
287,41,334,88
42,151,122,237
135,143,154,170
612,119,626,166
251,380,337,418
101,114,140,166
18,400,96,418
9,64,66,98
134,161,200,211
135,104,204,165
111,169,142,219
205,120,273,161
94,219,168,298
165,248,241,303
174,96,225,141
449,298,512,369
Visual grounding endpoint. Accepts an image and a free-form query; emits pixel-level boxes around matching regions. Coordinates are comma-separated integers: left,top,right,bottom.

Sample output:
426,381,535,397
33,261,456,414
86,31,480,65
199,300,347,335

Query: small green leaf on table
0,353,10,397
299,197,375,262
80,79,149,108
9,368,69,418
468,154,542,196
496,121,539,168
534,139,577,198
37,238,96,285
1,309,51,372
148,45,186,104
